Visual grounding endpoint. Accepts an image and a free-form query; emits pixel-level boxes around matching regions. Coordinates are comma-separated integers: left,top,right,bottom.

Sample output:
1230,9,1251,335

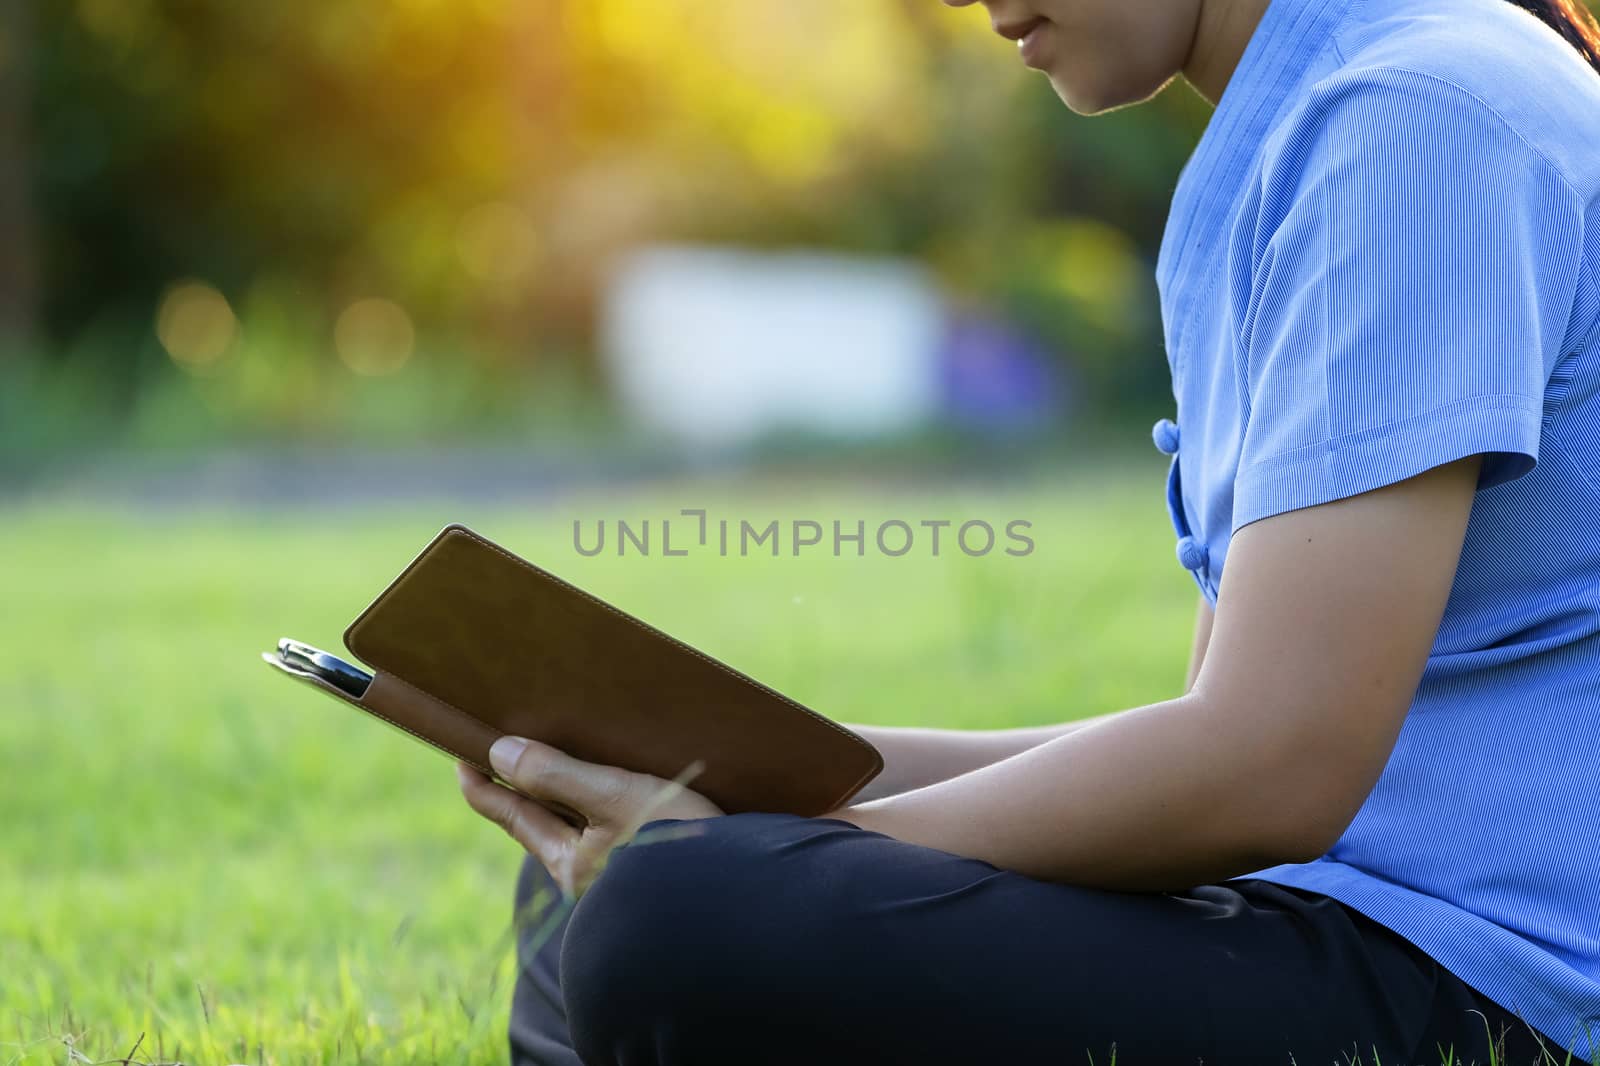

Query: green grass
0,465,1221,1064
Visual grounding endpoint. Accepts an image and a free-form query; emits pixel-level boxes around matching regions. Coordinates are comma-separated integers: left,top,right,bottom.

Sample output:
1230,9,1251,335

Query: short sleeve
1231,67,1585,535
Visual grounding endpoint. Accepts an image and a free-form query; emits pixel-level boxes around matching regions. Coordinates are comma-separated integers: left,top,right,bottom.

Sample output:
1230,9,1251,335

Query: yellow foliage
570,0,934,184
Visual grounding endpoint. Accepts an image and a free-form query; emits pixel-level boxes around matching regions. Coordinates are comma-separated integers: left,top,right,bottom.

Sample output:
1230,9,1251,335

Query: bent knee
562,813,790,986
559,813,827,1062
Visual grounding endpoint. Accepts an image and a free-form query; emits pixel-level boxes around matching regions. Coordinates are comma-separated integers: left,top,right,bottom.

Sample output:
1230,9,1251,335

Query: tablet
263,523,883,818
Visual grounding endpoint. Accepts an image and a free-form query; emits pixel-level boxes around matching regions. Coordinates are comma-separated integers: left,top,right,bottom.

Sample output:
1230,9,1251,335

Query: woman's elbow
1253,744,1376,865
1202,704,1373,867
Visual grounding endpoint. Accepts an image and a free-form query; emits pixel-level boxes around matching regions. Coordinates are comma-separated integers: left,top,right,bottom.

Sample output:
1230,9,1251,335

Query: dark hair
1505,0,1600,74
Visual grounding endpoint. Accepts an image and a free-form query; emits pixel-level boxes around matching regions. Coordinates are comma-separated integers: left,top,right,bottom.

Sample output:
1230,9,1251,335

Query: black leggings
507,812,1585,1066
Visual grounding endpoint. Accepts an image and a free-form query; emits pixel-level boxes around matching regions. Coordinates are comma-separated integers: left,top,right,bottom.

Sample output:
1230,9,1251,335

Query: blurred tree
41,0,1546,428
0,0,35,355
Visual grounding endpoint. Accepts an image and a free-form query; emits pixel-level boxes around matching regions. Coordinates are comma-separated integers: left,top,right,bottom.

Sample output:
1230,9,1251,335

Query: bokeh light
75,0,145,44
7,0,1254,447
455,201,541,287
155,281,238,372
334,298,415,376
1040,217,1145,336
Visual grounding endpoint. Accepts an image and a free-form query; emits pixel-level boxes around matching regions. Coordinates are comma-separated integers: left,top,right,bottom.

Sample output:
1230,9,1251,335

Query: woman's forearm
846,711,1133,802
832,694,1312,893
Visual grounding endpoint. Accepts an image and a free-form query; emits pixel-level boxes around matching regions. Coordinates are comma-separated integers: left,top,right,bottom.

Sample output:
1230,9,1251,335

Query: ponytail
1504,0,1600,74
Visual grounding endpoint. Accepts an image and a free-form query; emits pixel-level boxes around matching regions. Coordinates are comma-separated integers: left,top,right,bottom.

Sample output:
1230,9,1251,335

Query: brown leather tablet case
262,523,883,818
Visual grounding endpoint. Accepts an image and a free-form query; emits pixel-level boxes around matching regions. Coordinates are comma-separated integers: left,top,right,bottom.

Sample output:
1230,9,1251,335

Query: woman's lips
994,16,1054,70
1017,19,1053,70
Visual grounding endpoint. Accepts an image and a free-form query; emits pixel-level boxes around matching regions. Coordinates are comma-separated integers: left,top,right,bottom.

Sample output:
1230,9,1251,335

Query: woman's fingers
461,739,725,900
457,762,580,886
488,735,642,826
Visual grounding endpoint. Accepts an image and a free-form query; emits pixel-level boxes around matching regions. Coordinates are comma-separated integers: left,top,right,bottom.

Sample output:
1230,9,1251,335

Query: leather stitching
379,669,508,743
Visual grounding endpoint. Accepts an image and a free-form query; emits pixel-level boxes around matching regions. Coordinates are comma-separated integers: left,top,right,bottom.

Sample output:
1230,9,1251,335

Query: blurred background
0,0,1227,485
1,1,1306,1063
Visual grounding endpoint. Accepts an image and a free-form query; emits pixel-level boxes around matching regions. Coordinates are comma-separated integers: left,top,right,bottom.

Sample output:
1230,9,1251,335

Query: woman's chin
1045,71,1156,117
1044,75,1098,116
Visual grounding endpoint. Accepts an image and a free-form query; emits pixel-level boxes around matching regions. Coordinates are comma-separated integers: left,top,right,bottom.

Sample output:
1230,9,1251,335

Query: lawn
0,464,1197,1065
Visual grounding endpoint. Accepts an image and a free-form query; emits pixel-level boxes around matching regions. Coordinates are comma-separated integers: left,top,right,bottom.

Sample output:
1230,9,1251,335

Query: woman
457,0,1600,1061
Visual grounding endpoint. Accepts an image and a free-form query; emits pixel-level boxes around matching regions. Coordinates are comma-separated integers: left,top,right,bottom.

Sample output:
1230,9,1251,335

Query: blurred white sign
600,244,945,448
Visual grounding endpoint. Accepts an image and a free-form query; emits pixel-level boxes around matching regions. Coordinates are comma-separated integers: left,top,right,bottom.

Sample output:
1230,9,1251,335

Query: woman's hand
457,736,723,898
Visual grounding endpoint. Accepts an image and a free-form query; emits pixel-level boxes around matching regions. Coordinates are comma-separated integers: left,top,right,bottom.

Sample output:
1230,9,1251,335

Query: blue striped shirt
1153,0,1600,1056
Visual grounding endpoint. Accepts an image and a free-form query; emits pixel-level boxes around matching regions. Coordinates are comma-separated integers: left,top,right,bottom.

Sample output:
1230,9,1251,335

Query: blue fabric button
1175,535,1209,572
1152,418,1180,455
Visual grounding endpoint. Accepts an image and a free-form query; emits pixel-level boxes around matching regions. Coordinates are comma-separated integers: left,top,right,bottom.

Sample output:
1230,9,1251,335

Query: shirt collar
1156,0,1366,356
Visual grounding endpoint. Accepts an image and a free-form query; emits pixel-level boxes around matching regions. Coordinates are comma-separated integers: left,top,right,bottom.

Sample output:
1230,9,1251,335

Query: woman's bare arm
830,457,1483,891
845,719,1107,802
850,592,1219,802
